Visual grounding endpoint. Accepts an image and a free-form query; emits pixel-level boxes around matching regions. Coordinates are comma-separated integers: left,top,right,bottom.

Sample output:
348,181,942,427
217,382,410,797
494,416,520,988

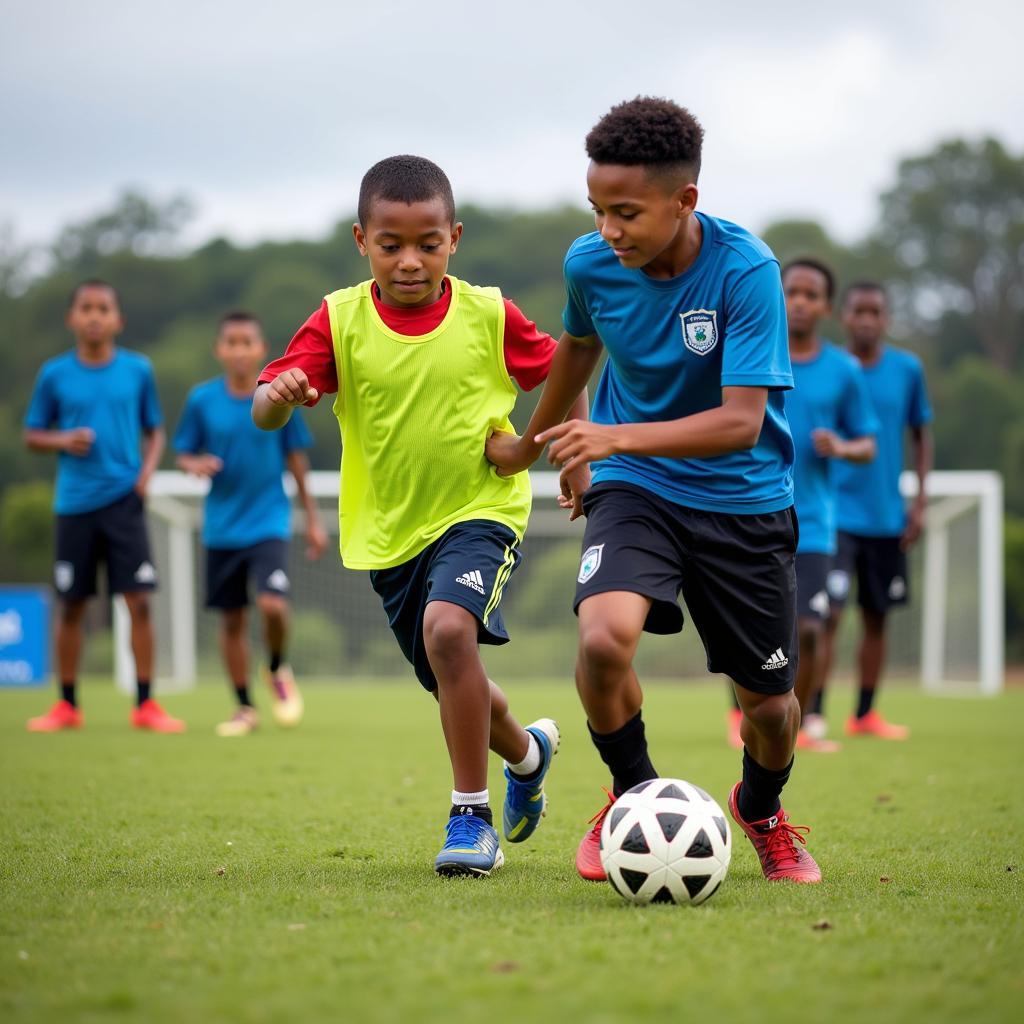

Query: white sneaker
265,665,303,727
803,712,828,740
216,705,259,737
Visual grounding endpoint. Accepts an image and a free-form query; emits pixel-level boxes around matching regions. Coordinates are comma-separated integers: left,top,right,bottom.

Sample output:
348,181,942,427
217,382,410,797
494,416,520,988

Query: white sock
451,788,489,807
507,733,542,777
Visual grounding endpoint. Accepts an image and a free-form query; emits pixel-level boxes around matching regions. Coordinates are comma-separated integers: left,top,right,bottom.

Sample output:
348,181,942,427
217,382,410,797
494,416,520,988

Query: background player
252,156,580,876
23,280,184,733
820,281,932,739
174,311,326,737
488,97,820,884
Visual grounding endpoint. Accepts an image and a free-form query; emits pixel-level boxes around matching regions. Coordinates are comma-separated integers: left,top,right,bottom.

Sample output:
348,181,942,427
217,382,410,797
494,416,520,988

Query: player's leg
811,535,855,731
793,554,839,752
252,541,302,726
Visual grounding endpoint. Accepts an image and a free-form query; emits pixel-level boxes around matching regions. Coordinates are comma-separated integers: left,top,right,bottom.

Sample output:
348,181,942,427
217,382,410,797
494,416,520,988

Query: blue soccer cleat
434,812,504,877
503,718,560,843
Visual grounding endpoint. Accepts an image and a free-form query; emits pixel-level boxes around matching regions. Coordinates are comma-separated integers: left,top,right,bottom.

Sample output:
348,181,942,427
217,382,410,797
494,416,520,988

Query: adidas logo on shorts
761,647,789,671
456,569,485,594
134,562,157,584
266,569,290,592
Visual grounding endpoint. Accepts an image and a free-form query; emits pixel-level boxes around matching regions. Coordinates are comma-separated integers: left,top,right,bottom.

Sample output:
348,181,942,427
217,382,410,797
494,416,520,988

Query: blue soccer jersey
835,345,932,537
173,377,314,549
24,349,163,515
563,214,794,514
787,342,879,554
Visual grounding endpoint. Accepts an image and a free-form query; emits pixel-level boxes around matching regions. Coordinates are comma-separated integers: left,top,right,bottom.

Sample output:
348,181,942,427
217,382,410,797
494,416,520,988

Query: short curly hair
586,97,704,180
358,155,455,227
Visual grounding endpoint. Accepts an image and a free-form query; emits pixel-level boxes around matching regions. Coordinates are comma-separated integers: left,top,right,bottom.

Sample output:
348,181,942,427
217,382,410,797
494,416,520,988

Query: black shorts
370,520,521,692
573,483,798,695
54,490,157,601
829,531,908,615
206,540,291,609
796,552,832,622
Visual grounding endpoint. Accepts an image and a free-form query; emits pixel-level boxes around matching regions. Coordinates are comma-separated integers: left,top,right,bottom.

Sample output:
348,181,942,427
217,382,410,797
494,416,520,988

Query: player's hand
306,519,328,561
266,369,318,407
485,430,537,477
63,427,95,456
811,428,844,458
185,455,223,478
537,420,617,474
134,472,151,499
901,502,925,551
558,462,591,521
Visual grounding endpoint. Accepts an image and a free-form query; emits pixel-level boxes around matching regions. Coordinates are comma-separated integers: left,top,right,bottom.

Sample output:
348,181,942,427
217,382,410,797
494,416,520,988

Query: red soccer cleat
728,782,821,884
727,708,743,750
845,710,909,740
27,700,83,732
131,699,186,733
796,730,841,753
575,788,615,881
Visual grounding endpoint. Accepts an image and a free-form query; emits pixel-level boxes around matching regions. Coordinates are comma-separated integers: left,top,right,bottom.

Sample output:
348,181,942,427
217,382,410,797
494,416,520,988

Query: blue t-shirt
24,348,163,515
563,213,794,513
173,377,314,549
835,345,932,537
787,342,879,554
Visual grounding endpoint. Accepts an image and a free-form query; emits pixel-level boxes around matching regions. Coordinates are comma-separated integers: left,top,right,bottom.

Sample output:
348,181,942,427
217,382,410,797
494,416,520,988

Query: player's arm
811,430,876,463
286,449,327,560
253,372,319,430
539,385,770,473
136,427,165,498
175,452,223,477
24,427,95,456
902,423,932,551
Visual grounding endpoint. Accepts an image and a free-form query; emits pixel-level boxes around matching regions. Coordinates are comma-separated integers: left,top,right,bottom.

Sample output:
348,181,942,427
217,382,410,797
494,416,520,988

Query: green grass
1,680,1021,1024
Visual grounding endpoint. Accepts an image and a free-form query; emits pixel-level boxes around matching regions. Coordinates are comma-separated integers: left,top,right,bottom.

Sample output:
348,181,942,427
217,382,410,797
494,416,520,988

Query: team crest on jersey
578,544,605,584
680,309,718,355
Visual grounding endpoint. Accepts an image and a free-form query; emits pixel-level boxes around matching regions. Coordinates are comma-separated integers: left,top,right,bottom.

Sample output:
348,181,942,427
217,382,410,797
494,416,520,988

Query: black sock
809,689,824,716
136,679,151,707
450,803,493,826
269,652,282,673
856,687,875,719
61,682,77,708
588,712,658,798
738,749,793,823
234,684,253,708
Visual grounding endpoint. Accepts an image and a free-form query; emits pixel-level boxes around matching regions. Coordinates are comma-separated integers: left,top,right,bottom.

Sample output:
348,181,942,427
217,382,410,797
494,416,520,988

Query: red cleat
727,708,743,749
796,730,841,753
845,710,908,740
27,700,83,732
727,782,821,884
575,788,615,881
131,699,186,733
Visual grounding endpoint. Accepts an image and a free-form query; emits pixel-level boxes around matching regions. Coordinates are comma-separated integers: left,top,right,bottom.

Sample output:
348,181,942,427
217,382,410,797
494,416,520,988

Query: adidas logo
761,647,789,671
266,569,290,592
134,562,157,584
456,569,485,594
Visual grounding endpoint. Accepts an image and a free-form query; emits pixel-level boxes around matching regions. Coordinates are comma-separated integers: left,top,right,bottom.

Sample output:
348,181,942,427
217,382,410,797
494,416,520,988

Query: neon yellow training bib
325,276,532,570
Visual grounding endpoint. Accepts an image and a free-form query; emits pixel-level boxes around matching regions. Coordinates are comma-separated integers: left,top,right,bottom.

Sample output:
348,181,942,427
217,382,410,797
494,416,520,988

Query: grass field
1,679,1021,1024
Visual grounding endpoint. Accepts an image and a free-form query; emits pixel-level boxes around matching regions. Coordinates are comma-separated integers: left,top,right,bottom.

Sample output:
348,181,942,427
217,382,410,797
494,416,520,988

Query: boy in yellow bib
253,156,585,876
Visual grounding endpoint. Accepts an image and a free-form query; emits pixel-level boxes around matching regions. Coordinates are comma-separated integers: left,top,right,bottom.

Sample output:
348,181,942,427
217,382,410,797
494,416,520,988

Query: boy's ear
352,222,368,255
675,182,699,219
448,222,464,255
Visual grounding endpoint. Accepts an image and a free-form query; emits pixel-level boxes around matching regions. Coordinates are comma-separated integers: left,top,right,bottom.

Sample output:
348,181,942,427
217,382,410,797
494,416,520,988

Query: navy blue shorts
829,531,908,615
796,552,833,622
205,539,290,609
369,521,521,691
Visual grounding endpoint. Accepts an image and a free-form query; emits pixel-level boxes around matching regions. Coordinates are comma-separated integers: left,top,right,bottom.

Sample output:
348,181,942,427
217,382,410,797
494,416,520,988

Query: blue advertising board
0,587,50,687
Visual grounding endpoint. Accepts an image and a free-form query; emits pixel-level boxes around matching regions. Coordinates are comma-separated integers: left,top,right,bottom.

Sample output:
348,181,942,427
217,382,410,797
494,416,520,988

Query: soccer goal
114,469,1004,696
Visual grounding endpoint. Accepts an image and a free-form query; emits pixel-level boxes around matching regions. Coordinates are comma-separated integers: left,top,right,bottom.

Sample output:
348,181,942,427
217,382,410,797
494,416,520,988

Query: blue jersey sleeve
562,254,595,339
908,358,932,427
140,361,163,430
839,363,880,439
172,391,205,454
24,365,58,429
720,262,793,389
281,410,314,453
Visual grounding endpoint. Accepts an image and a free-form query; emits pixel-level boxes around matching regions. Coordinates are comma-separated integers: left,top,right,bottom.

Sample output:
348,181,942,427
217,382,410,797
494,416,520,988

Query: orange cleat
727,782,821,884
727,708,744,750
27,700,83,732
796,730,841,753
131,699,186,733
845,710,908,740
575,788,616,881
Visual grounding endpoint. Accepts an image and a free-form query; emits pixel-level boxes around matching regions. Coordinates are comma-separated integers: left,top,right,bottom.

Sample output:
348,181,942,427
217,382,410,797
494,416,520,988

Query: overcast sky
2,0,1022,250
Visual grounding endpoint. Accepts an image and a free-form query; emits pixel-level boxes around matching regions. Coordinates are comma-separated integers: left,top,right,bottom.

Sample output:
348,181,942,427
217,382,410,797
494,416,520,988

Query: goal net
115,470,1004,696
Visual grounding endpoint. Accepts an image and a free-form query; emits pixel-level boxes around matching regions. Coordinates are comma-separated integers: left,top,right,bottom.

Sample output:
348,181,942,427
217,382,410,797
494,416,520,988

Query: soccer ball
600,778,732,906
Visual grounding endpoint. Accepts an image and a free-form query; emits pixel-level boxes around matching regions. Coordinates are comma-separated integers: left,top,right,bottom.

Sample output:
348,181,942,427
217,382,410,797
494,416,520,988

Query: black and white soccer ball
599,778,732,906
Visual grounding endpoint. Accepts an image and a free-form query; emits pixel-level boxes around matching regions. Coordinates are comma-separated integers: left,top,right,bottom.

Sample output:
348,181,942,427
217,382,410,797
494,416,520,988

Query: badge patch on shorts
54,561,74,592
826,569,850,600
578,544,605,584
680,309,718,355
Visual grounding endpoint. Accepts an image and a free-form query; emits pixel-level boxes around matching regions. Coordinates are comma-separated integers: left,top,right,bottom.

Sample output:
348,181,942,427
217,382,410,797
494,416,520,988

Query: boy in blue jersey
489,97,820,884
820,282,932,739
23,279,184,734
174,311,326,736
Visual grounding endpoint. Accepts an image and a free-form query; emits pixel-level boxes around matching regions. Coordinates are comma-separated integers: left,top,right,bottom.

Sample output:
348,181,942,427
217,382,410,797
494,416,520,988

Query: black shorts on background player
573,482,798,695
829,531,908,614
370,520,521,692
795,552,832,621
54,489,157,601
205,539,291,609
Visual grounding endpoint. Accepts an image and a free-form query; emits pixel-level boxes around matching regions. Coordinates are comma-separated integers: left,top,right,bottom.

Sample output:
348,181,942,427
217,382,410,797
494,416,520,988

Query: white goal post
115,469,1004,696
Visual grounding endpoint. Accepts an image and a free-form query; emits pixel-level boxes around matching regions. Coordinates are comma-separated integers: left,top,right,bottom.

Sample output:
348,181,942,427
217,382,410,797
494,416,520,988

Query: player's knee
744,691,798,738
798,619,823,652
60,600,87,626
124,593,151,622
256,593,288,624
579,620,633,678
222,610,246,637
422,603,477,664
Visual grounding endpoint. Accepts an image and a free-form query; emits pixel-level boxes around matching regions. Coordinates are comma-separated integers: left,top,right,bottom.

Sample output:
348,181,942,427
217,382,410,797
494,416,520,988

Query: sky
2,0,1022,250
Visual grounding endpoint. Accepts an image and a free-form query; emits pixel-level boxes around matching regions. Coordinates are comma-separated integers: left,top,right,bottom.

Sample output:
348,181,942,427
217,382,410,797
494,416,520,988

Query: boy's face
215,321,267,378
353,197,462,308
783,266,831,339
586,162,698,271
842,288,888,347
66,286,123,344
